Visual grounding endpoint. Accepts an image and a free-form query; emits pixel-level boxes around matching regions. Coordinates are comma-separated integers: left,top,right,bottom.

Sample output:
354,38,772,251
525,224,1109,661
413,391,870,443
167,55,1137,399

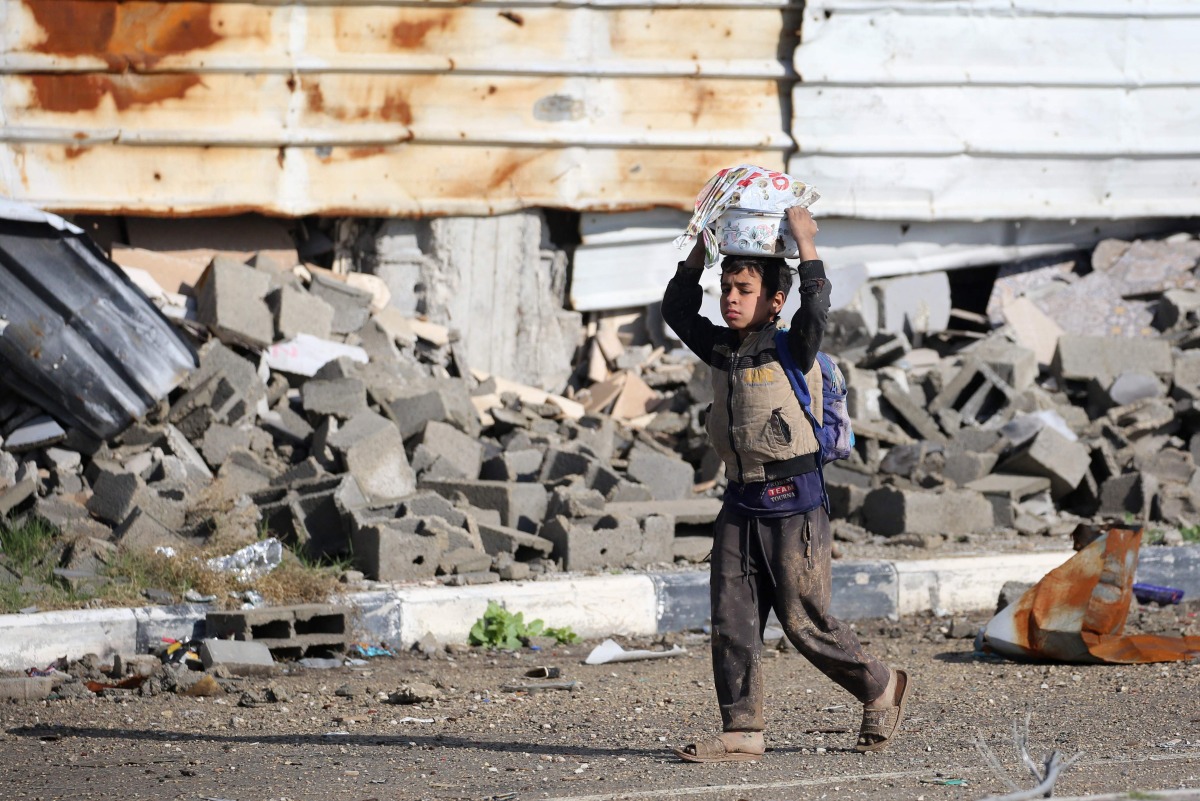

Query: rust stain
498,10,525,26
30,73,204,113
347,146,387,159
63,145,88,160
303,77,411,126
26,1,222,72
390,13,451,49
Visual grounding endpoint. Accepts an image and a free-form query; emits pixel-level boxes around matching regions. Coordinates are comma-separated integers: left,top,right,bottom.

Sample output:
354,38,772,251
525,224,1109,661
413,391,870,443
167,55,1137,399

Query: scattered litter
350,643,396,658
920,777,967,786
500,680,577,693
584,639,684,665
206,539,283,581
184,589,218,603
525,666,561,679
981,525,1200,663
397,717,435,724
299,657,345,670
1133,583,1185,605
84,676,146,694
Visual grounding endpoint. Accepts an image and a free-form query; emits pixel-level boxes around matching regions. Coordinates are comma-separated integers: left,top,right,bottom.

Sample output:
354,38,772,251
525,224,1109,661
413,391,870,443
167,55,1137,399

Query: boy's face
720,267,784,338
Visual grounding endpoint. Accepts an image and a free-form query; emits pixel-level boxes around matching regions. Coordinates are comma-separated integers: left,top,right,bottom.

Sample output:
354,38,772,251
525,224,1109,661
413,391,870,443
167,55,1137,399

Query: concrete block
260,401,314,445
164,424,214,484
381,378,480,440
605,498,723,525
398,491,469,529
964,337,1038,392
547,486,607,520
302,378,368,421
217,450,277,493
540,515,649,571
86,469,145,525
272,284,334,341
481,448,543,482
327,411,415,505
965,473,1053,528
1134,448,1194,486
114,507,190,552
625,442,694,500
862,487,994,537
420,478,548,534
879,378,945,443
943,451,999,487
198,638,276,677
1052,336,1173,387
867,271,951,336
478,521,554,559
200,423,253,469
195,256,275,348
418,420,484,479
0,677,54,702
438,547,493,575
1099,472,1157,522
309,273,373,335
352,522,441,582
999,427,1090,498
929,358,1016,428
206,604,349,659
0,469,37,517
539,448,593,483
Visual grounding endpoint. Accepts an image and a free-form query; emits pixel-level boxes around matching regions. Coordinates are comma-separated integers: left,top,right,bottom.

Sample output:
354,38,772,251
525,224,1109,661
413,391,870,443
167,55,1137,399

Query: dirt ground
2,604,1198,801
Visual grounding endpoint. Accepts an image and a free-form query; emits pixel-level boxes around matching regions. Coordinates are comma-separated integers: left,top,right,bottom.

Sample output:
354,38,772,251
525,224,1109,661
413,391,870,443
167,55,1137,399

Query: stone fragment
309,273,373,335
199,639,276,677
861,487,993,537
999,427,1090,498
965,473,1053,528
420,478,548,534
272,284,334,340
625,442,693,500
1099,472,1157,523
86,469,144,525
302,378,368,421
327,411,415,505
195,256,275,348
415,420,484,480
1052,336,1172,387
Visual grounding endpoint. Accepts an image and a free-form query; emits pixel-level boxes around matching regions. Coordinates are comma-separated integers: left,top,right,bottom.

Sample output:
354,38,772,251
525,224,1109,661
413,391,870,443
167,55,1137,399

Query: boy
663,206,911,763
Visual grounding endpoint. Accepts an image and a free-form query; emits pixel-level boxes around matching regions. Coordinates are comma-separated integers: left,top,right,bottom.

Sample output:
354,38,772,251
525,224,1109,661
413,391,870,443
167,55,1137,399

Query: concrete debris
5,224,1200,598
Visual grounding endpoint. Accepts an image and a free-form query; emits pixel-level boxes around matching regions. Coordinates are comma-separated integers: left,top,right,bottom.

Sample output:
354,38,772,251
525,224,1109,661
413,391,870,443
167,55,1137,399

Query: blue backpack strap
774,329,812,410
774,330,830,513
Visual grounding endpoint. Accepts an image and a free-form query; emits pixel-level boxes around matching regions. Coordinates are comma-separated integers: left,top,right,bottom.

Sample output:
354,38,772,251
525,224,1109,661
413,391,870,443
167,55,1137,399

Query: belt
762,451,819,481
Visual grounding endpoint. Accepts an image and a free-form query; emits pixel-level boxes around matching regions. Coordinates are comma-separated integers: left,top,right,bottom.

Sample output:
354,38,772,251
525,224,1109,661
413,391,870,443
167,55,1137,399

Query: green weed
468,600,579,649
1179,525,1200,543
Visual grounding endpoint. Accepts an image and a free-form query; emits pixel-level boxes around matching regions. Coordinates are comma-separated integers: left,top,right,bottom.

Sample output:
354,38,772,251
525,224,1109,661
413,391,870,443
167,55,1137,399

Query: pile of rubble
2,223,1199,599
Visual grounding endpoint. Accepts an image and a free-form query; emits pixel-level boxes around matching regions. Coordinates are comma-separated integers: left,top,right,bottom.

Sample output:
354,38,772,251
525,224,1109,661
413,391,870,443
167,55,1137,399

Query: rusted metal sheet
0,0,798,216
982,525,1200,664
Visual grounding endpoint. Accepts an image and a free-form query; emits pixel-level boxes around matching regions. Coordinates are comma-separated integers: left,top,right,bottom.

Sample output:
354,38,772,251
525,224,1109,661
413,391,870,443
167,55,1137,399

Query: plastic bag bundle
673,165,820,269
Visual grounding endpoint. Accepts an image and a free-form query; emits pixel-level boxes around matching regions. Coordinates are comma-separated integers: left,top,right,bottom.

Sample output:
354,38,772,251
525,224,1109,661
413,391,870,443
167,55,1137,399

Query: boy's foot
855,668,912,753
672,731,765,763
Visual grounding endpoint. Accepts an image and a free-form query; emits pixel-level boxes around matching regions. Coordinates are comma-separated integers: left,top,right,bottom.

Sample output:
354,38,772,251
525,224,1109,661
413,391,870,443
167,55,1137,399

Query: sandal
854,669,912,753
672,732,764,763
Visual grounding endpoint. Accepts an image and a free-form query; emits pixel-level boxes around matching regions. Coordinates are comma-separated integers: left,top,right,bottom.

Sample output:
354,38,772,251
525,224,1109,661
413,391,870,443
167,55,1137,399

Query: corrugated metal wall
0,0,797,216
791,0,1200,220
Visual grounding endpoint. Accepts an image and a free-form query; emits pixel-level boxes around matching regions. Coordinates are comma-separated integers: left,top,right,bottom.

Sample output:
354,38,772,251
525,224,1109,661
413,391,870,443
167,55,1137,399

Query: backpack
773,330,855,464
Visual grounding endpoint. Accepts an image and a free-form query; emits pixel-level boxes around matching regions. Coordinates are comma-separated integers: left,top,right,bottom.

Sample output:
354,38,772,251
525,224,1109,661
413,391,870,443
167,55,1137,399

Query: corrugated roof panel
790,1,1200,220
0,0,798,215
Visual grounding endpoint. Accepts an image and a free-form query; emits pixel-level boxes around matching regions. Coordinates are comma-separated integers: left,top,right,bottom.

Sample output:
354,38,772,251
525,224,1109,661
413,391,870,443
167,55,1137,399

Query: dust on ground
2,603,1198,801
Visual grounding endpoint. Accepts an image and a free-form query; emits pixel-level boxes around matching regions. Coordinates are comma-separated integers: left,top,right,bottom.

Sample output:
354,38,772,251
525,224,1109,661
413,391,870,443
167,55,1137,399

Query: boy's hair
720,255,793,299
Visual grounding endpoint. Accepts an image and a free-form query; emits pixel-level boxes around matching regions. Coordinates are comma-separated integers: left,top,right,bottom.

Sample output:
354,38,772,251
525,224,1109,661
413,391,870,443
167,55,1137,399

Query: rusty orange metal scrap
1,0,795,217
982,526,1200,664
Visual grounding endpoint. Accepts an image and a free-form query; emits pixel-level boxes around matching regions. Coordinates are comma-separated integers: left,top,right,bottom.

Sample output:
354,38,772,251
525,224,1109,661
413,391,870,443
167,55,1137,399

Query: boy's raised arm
662,240,724,366
785,206,831,372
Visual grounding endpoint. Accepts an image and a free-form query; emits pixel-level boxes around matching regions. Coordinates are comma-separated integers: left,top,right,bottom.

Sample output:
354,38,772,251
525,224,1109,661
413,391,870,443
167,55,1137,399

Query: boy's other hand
786,206,820,261
683,237,706,270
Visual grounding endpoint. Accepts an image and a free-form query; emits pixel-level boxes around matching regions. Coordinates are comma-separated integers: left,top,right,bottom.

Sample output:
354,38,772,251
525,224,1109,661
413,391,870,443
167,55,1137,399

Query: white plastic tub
716,208,799,258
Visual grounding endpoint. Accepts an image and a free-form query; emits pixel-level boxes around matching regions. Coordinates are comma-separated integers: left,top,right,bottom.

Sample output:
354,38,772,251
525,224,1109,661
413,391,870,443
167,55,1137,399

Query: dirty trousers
710,504,890,732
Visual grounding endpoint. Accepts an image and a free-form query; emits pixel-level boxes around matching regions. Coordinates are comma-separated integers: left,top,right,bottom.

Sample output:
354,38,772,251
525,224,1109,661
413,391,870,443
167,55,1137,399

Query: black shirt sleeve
786,259,832,373
661,263,727,367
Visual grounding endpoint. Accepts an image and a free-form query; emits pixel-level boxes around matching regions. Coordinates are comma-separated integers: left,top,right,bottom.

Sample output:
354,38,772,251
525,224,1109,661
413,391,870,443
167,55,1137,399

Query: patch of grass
0,517,58,570
1180,525,1200,543
468,600,579,649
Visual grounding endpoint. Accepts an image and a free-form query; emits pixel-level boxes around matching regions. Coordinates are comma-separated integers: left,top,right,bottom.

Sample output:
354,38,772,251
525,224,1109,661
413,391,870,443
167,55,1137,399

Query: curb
1,547,1196,672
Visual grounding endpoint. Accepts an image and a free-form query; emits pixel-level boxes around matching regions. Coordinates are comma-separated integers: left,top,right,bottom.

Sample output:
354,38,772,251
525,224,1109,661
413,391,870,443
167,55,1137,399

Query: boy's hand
786,206,820,261
683,237,706,270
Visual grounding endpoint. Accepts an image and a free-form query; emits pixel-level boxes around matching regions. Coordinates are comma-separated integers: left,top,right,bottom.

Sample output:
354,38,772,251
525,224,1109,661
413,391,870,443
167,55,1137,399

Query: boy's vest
706,323,823,484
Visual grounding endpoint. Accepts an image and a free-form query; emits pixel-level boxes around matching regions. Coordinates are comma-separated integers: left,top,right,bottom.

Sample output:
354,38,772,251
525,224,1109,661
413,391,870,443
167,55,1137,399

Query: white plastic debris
206,538,283,581
584,638,685,666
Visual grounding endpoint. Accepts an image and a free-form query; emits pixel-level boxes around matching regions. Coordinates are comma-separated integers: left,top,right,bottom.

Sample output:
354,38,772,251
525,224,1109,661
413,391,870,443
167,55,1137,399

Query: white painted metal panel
570,210,1176,311
790,1,1200,220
